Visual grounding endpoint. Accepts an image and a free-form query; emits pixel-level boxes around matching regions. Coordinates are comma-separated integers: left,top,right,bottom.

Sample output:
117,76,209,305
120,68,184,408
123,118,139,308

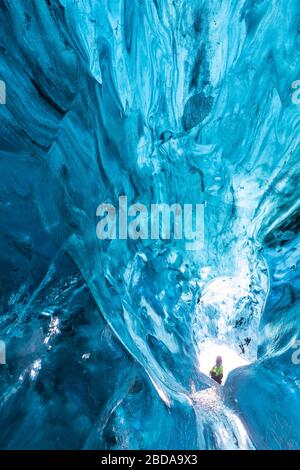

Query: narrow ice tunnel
0,0,300,451
197,341,250,383
193,273,261,383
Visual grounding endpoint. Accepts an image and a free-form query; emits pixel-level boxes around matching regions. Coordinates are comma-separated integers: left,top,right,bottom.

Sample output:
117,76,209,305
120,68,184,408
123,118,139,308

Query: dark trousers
210,371,222,384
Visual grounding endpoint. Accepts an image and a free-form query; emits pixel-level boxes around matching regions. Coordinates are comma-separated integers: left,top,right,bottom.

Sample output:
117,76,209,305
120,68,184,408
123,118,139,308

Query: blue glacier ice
0,0,299,450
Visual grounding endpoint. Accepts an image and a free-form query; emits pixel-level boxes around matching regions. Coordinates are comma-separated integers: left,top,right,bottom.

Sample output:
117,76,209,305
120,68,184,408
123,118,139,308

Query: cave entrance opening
198,340,250,383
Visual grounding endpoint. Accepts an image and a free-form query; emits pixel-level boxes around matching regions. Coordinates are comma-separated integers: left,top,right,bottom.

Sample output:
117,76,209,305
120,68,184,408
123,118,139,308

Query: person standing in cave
209,356,224,385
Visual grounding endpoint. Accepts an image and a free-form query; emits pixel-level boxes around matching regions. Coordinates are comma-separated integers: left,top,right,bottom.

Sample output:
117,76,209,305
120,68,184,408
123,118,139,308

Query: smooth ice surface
0,0,299,450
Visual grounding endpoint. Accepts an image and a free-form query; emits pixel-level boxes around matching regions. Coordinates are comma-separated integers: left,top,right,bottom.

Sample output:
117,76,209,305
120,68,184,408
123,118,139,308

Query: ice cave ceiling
0,0,299,450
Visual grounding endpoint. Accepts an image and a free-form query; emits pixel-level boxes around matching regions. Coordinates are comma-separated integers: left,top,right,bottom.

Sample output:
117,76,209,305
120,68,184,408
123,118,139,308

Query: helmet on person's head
216,356,222,365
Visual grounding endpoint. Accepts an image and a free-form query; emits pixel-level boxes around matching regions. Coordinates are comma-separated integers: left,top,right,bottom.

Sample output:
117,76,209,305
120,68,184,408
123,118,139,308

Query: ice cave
0,0,299,451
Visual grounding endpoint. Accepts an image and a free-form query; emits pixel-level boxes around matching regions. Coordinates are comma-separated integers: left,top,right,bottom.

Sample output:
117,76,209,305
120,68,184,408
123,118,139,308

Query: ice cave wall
0,0,299,449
